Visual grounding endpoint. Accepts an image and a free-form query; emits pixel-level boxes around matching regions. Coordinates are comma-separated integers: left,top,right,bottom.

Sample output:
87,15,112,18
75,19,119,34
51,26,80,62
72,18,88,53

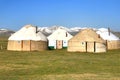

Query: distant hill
0,26,120,38
37,25,81,36
0,29,15,37
112,32,120,38
38,26,120,37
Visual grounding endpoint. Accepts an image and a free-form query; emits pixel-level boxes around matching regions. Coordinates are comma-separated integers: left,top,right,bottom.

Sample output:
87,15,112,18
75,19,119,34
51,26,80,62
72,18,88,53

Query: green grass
0,49,120,80
0,38,120,80
0,37,8,50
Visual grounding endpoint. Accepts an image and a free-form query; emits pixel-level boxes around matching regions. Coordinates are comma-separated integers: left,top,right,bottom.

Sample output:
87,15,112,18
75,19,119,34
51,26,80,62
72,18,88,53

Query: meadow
0,38,120,80
0,49,120,80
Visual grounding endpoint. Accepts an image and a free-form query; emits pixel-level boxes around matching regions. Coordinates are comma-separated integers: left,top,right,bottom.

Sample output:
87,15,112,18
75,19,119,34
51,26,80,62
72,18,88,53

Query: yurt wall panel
107,40,120,50
67,41,86,52
22,40,31,51
95,43,106,53
62,40,68,48
48,40,56,49
117,40,120,49
31,41,48,51
7,40,22,51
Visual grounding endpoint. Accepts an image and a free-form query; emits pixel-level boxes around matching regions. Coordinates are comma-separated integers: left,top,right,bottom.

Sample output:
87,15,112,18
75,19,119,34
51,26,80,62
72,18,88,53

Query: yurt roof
96,28,119,41
70,28,105,42
8,25,47,41
47,28,73,40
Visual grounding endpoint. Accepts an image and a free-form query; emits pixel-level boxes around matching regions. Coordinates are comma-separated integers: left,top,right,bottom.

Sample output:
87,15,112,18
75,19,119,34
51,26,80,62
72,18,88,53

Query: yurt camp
47,28,73,49
7,25,48,51
96,28,120,50
67,29,107,53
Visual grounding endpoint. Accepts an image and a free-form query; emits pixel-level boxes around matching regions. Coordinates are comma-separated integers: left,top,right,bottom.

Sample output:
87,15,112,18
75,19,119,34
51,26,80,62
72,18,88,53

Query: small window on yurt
18,41,21,43
82,42,85,45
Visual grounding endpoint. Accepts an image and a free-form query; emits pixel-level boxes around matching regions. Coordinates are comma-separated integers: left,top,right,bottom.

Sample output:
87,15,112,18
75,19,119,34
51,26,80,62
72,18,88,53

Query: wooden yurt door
56,40,63,49
86,42,95,52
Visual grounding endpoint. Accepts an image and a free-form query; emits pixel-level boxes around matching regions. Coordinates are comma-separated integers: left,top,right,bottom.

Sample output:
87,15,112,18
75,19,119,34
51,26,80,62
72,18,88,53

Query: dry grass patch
22,73,120,80
0,64,39,70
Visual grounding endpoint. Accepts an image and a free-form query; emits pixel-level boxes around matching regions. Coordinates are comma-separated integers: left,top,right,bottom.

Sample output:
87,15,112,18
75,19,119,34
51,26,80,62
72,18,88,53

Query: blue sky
0,0,120,31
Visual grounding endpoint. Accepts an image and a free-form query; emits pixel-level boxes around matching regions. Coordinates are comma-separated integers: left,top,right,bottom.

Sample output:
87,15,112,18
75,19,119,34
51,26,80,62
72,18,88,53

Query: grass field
0,37,8,50
0,37,120,80
0,49,120,80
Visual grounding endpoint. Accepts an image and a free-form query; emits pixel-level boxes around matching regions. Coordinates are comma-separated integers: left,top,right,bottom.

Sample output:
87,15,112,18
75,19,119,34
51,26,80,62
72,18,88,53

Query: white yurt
47,28,73,49
96,28,120,50
7,24,48,51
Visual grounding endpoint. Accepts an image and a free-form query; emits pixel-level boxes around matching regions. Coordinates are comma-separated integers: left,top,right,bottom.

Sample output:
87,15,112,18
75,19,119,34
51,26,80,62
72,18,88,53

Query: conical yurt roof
96,28,119,41
70,28,105,42
47,28,73,40
8,24,47,41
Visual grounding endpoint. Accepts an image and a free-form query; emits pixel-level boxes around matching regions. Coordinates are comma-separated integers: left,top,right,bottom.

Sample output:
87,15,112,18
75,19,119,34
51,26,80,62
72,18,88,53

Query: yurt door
56,40,63,49
86,42,95,52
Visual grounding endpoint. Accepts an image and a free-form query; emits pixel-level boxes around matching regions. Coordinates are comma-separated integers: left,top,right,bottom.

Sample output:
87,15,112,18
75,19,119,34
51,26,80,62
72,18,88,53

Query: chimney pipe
36,26,38,33
108,27,110,36
66,32,68,37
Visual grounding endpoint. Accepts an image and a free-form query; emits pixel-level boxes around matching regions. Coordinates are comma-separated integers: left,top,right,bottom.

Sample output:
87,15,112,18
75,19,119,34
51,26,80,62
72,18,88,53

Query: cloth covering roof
8,24,47,41
70,28,105,43
47,28,73,40
96,28,119,41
